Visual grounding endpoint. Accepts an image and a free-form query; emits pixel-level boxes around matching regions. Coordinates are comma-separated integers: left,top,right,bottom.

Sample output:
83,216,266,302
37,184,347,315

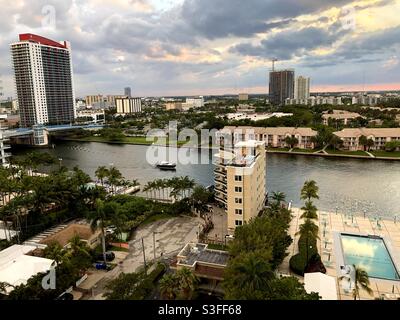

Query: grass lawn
371,150,400,158
206,243,228,251
292,148,316,153
326,149,369,156
266,147,290,152
67,136,189,146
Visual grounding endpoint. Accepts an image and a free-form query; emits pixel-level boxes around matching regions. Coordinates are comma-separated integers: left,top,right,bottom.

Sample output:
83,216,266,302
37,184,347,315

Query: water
341,234,400,280
14,141,400,218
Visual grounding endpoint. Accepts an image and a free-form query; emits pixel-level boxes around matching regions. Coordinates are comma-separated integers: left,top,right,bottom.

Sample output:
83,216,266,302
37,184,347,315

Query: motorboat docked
156,161,177,170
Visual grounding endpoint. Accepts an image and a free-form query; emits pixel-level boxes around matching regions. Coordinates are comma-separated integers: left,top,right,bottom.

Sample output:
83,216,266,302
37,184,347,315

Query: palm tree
159,274,178,300
349,265,373,300
296,219,319,263
271,191,286,206
108,166,124,195
300,180,319,202
366,139,375,152
43,241,67,264
95,166,109,187
224,252,275,299
88,199,108,264
300,201,318,220
296,219,319,240
175,267,199,300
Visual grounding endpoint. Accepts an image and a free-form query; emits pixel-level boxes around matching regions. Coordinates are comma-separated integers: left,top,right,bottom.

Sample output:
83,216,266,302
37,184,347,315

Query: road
89,216,202,300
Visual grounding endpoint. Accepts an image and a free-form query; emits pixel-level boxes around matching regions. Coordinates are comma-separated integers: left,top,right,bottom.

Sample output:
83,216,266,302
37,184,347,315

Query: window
235,220,243,226
234,175,242,181
235,209,243,215
235,198,242,204
235,187,242,192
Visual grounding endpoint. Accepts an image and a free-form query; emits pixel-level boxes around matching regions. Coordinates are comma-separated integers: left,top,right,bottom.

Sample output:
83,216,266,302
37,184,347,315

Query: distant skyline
0,0,400,97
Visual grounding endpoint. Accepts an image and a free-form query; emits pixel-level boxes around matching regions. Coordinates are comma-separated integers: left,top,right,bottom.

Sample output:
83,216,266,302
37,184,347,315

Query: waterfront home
219,126,318,149
333,128,400,151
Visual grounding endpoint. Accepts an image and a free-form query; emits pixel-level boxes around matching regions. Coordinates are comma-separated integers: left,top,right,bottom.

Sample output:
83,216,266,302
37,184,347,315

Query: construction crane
271,58,278,72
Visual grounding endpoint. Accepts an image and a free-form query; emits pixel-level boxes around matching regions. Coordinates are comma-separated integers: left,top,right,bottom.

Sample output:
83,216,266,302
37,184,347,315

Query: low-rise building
165,102,183,111
175,243,229,295
333,128,400,151
225,112,293,122
322,110,364,125
0,125,11,165
0,244,54,294
220,126,317,149
286,96,343,106
182,97,205,110
76,109,105,124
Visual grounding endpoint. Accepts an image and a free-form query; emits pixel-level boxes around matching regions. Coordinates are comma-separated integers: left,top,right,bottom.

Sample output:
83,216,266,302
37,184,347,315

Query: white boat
156,161,177,170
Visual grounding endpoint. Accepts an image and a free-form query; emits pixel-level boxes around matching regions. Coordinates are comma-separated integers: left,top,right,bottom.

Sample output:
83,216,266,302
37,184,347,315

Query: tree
266,276,320,300
191,185,212,215
175,268,199,300
358,135,368,151
159,274,178,300
366,139,375,151
224,251,275,300
385,140,400,152
271,191,286,206
284,136,299,149
296,219,319,263
350,265,373,300
300,201,318,220
43,241,67,264
108,166,124,195
95,166,109,187
88,199,109,264
300,180,319,202
330,135,343,151
104,272,144,300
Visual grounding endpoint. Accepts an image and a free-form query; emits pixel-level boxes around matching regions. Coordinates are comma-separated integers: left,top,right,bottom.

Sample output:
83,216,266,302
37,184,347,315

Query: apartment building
115,97,142,114
294,76,310,100
11,34,76,127
221,126,317,149
269,69,295,105
322,110,364,125
238,93,249,101
333,128,400,151
0,125,11,165
286,96,343,106
214,138,266,234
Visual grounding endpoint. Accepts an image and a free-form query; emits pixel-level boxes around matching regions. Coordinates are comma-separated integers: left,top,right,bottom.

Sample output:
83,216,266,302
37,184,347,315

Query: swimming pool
340,234,400,281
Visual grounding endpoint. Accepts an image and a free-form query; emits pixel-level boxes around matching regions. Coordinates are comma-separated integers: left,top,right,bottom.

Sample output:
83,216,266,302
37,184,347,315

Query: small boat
156,161,177,170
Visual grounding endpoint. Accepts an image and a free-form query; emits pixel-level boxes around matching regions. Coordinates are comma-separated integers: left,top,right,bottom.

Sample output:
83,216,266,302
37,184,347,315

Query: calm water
15,141,400,218
341,234,400,280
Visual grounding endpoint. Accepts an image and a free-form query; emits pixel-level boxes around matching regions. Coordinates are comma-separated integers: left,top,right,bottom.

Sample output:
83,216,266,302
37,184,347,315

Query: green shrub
289,235,319,276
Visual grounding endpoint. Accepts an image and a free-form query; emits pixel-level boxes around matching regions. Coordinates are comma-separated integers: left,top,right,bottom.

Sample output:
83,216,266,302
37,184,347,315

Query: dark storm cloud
180,0,355,39
231,25,346,60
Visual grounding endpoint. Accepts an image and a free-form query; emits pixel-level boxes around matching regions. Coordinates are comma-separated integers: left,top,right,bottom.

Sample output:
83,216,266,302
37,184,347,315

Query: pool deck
278,207,400,300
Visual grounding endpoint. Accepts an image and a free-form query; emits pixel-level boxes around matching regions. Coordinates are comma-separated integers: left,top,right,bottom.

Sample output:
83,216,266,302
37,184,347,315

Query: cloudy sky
0,0,400,98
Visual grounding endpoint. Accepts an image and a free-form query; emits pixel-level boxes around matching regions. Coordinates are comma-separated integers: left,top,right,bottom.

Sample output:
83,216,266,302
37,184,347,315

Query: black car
96,251,115,262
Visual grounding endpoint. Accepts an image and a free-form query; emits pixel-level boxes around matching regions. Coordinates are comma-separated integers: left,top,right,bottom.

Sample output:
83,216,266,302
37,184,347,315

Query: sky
0,0,400,98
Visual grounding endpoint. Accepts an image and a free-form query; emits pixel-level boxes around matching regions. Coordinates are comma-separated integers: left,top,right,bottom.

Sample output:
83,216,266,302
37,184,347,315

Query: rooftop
0,245,54,294
177,243,229,267
334,128,400,138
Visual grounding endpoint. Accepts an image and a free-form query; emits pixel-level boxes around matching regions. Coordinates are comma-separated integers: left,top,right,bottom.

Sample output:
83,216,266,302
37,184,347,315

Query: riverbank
266,149,400,161
55,136,220,150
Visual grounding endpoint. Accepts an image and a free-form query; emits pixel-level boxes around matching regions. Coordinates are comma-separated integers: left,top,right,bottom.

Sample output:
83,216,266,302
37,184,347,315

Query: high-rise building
269,69,295,105
124,87,132,98
116,97,142,114
294,76,310,100
214,134,266,234
11,34,76,128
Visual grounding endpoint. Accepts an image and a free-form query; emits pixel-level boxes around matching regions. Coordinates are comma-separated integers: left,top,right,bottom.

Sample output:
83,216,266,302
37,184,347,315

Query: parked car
96,251,115,262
